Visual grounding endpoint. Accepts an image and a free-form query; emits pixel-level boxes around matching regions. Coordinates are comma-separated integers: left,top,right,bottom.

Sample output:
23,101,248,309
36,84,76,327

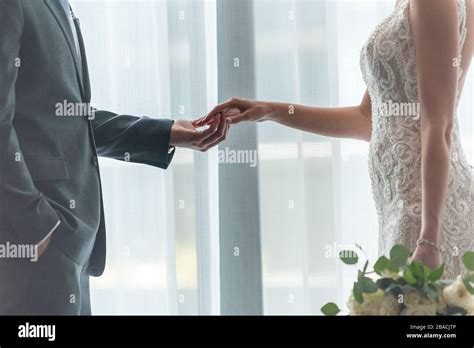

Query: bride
199,0,473,278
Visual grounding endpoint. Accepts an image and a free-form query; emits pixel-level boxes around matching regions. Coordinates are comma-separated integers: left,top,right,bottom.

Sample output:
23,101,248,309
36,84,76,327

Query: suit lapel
74,19,92,103
44,0,85,99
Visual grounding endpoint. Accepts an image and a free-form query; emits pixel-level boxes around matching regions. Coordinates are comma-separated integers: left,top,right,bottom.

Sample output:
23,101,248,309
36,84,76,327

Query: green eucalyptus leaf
387,260,400,273
363,260,369,274
462,252,474,271
376,278,395,291
403,270,417,285
353,282,364,304
427,263,445,282
397,277,409,287
410,261,424,280
321,302,341,316
360,276,378,294
390,245,410,268
374,256,389,275
400,284,418,293
424,284,440,303
339,250,359,265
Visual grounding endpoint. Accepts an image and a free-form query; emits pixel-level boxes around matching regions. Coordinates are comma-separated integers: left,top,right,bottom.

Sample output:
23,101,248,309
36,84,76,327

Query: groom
0,0,228,315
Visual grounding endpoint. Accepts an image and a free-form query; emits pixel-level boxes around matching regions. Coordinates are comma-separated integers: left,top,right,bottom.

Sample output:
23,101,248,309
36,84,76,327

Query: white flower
442,276,474,313
422,294,447,312
348,289,401,315
347,290,383,315
380,294,401,315
401,304,438,316
400,290,445,315
403,291,422,306
382,269,401,280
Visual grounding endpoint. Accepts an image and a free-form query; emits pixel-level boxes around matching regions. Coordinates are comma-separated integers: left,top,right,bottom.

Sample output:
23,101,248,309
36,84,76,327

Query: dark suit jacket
0,0,175,276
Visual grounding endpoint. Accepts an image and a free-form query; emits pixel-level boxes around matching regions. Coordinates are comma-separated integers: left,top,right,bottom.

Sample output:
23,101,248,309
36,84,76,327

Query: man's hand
170,113,229,152
195,97,274,126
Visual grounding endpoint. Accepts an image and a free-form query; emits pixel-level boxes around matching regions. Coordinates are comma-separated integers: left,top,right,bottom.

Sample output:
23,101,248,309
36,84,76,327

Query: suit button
92,156,99,166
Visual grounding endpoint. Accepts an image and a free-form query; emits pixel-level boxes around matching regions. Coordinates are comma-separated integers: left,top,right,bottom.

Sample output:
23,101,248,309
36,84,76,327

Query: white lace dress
360,0,473,277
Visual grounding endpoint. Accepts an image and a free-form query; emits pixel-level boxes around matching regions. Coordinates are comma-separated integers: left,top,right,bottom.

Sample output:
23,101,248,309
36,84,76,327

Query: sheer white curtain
71,0,219,315
253,0,391,314
71,0,473,315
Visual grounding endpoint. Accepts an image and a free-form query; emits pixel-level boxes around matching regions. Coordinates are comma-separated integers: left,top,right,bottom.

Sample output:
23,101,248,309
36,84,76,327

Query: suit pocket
25,157,70,182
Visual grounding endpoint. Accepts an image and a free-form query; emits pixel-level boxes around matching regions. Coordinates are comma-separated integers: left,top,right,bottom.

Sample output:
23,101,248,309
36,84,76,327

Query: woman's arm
265,91,372,141
410,0,461,268
198,91,372,142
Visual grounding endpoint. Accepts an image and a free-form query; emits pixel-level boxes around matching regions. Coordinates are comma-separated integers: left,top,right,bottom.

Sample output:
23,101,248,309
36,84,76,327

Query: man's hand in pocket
37,234,53,258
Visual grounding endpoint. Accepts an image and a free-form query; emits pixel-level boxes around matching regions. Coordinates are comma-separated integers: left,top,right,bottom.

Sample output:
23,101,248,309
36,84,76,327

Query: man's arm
91,110,230,167
0,0,61,246
91,110,175,169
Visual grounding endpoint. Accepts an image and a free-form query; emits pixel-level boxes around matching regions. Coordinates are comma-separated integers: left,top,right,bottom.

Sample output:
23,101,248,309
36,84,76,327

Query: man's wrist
168,121,178,147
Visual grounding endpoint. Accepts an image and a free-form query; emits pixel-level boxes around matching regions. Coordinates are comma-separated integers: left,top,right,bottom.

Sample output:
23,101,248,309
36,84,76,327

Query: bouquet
321,244,474,316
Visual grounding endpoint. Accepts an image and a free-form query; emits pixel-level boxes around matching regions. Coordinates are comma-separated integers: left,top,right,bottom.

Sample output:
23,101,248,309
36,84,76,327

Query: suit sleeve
0,0,61,245
91,110,175,169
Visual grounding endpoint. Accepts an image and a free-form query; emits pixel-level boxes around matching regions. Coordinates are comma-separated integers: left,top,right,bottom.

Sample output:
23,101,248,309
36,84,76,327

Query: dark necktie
59,0,82,68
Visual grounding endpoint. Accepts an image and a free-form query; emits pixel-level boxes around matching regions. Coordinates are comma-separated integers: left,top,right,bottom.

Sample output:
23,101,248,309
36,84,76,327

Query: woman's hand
196,97,275,127
411,243,442,270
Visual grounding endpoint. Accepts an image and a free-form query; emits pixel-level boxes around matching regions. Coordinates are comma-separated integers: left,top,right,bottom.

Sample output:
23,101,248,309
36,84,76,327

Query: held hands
195,97,274,127
170,113,230,152
171,98,271,151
